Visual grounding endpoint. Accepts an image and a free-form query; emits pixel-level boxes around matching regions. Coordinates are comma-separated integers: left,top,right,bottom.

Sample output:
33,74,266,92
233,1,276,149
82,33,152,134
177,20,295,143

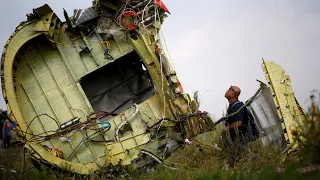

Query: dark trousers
229,128,248,151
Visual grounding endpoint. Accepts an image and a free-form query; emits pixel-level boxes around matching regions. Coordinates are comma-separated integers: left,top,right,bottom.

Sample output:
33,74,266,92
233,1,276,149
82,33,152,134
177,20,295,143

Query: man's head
225,85,241,100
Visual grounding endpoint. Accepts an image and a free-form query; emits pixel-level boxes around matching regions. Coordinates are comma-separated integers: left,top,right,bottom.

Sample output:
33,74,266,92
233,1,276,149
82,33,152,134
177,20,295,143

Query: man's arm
228,121,242,129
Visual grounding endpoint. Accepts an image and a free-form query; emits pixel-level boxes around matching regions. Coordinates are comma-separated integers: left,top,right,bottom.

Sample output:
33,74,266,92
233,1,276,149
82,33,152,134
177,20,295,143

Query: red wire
89,139,114,143
95,111,118,118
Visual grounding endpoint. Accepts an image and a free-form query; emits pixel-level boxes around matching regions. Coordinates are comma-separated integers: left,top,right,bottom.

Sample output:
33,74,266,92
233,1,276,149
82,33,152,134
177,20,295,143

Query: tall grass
138,125,283,180
1,93,320,179
138,92,320,179
288,91,320,166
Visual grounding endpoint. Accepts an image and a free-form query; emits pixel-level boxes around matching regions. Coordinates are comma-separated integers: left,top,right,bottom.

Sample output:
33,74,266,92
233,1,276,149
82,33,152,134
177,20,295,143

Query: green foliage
289,91,320,166
137,90,320,179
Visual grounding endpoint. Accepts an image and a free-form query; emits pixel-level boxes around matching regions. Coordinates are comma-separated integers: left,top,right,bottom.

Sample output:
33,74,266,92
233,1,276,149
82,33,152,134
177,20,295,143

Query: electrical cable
159,26,177,71
141,0,156,36
24,114,60,138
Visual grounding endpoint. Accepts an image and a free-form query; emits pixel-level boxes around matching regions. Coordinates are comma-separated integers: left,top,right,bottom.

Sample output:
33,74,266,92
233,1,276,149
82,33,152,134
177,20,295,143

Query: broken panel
80,51,155,114
248,83,286,147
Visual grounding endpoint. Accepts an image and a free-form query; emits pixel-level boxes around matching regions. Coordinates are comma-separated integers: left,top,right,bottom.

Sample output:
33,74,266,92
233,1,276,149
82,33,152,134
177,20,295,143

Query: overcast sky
0,0,319,119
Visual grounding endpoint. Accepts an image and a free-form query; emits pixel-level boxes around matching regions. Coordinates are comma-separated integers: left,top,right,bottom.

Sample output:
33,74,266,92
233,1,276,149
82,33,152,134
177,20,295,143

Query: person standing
223,85,249,165
1,111,16,148
3,119,16,148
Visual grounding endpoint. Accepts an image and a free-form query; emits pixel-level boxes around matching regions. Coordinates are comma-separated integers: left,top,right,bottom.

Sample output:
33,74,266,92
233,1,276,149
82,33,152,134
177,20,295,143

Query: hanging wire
24,114,60,138
151,5,168,130
141,0,156,36
159,29,177,71
101,0,130,41
154,4,177,75
114,1,133,31
22,109,117,144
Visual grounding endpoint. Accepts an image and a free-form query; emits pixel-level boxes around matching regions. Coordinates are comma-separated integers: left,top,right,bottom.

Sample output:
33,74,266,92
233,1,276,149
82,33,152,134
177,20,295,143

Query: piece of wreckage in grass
254,60,308,150
0,0,215,174
226,59,309,151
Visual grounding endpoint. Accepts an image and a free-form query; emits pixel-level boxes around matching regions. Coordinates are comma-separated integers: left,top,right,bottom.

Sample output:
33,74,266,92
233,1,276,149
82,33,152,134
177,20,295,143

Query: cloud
161,0,320,117
0,0,319,118
172,29,207,59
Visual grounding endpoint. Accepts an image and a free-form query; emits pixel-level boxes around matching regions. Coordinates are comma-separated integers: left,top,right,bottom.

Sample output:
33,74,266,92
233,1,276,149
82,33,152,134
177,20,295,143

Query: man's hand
228,121,242,129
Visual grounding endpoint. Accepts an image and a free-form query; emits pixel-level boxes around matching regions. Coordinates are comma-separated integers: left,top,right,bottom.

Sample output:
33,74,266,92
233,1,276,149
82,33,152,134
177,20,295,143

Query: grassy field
1,95,320,180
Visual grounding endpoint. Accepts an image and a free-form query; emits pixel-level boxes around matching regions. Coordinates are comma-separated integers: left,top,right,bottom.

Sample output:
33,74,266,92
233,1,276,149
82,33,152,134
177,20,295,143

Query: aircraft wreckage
0,0,307,175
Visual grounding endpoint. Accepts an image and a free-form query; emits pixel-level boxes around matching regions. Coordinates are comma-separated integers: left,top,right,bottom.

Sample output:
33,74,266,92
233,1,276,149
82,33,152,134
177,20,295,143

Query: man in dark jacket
225,86,247,151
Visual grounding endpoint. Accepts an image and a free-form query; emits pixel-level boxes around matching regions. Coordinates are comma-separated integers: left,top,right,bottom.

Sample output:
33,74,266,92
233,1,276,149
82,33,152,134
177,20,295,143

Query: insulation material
96,16,126,41
80,51,155,114
248,84,286,147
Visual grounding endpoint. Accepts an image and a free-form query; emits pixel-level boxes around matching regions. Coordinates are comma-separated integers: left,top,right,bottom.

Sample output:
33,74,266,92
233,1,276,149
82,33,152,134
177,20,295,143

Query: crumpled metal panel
248,83,286,147
262,60,307,145
1,1,214,175
34,4,53,17
74,7,98,26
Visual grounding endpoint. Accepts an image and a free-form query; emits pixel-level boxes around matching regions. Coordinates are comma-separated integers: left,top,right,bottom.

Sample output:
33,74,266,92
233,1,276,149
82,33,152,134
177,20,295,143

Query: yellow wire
155,6,177,71
141,0,156,36
160,28,177,71
93,41,110,48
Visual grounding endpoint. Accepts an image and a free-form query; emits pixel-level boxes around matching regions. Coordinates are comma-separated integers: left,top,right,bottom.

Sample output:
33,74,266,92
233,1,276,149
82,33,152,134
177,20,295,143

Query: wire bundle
21,111,118,144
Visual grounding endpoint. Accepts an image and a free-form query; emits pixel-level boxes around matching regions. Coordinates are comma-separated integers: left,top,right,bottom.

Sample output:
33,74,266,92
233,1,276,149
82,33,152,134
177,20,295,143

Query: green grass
1,123,319,180
2,95,320,180
137,91,320,180
137,125,284,180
